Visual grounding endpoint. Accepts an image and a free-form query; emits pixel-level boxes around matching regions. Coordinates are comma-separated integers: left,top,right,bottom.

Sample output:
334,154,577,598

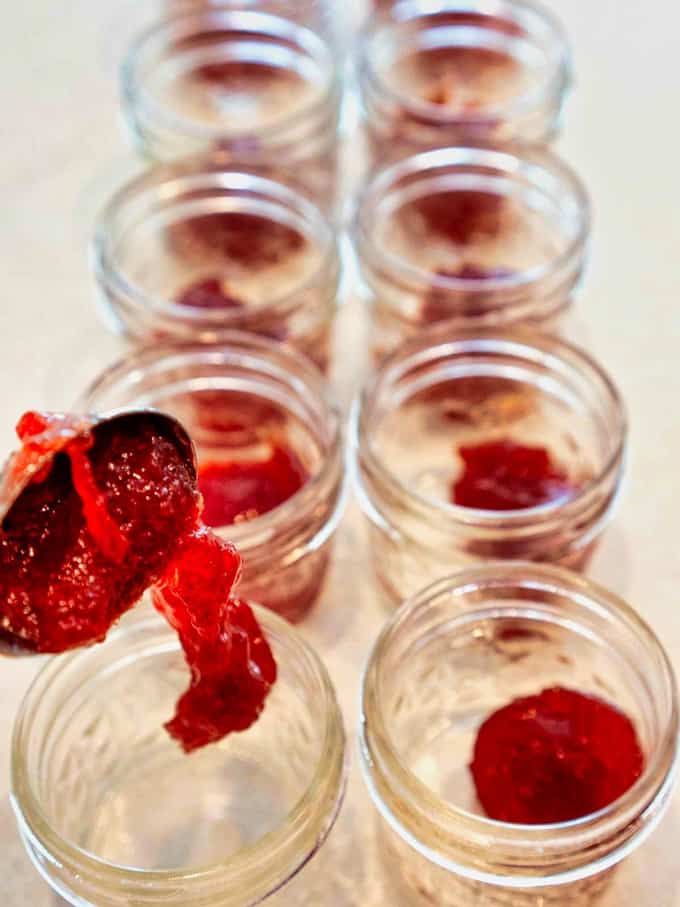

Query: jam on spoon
0,411,276,753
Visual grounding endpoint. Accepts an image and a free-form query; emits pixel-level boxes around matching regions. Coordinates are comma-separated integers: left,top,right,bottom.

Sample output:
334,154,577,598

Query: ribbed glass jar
12,607,347,907
360,564,679,906
360,0,571,157
121,8,341,202
80,337,346,622
352,328,626,605
354,145,590,362
92,159,340,372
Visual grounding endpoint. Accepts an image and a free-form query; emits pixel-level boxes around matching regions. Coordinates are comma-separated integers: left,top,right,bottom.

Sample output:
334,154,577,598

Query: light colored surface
1,1,680,904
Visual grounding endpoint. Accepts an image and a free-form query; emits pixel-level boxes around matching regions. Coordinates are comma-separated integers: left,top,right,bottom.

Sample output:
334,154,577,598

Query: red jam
411,191,504,245
452,439,576,510
422,265,515,323
0,412,276,753
168,211,305,268
176,277,244,310
471,687,645,824
198,444,309,528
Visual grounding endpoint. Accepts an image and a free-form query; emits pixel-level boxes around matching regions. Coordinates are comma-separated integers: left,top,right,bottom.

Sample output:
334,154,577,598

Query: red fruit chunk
452,439,576,511
198,444,309,527
471,687,645,824
0,414,198,653
422,265,515,323
176,277,244,310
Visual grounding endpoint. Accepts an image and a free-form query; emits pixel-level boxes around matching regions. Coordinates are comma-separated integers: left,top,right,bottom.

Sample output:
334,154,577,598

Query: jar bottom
377,820,616,907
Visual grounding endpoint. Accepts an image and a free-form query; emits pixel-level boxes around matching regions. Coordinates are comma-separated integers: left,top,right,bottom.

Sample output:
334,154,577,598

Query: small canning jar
355,145,590,362
92,159,340,372
12,607,346,907
121,7,341,201
359,564,679,906
80,336,346,621
351,328,626,605
359,0,571,157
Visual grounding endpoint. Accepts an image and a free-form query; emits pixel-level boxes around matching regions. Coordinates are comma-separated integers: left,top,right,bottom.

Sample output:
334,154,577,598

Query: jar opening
362,0,571,124
12,609,346,903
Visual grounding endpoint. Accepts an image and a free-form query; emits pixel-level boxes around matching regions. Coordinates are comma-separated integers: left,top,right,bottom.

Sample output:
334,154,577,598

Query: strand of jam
0,411,276,753
471,687,644,824
452,439,577,510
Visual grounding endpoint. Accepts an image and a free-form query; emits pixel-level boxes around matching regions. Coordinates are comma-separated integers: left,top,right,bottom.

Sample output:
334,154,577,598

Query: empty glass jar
80,336,346,621
360,564,679,906
121,7,341,201
354,145,590,361
352,328,626,605
92,159,340,372
359,0,572,158
12,606,347,906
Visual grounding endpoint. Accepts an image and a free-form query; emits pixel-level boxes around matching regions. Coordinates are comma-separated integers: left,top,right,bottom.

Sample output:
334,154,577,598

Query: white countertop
2,1,680,903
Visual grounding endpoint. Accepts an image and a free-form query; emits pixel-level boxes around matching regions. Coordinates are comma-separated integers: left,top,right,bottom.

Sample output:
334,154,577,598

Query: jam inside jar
360,0,571,155
360,564,679,906
80,337,345,622
355,146,589,363
94,162,339,373
353,328,626,605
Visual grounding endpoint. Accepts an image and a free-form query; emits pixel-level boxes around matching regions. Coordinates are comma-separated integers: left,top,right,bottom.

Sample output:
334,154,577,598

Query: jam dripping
0,412,276,753
452,439,576,510
199,444,309,528
471,687,644,824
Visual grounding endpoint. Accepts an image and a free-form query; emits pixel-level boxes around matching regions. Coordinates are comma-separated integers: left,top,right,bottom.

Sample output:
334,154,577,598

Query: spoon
0,409,197,656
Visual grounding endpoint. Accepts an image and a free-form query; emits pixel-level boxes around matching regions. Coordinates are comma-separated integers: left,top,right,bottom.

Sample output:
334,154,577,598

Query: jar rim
354,327,627,531
121,8,340,144
12,607,347,900
77,335,346,556
355,144,590,307
359,0,571,127
92,158,340,328
359,562,679,886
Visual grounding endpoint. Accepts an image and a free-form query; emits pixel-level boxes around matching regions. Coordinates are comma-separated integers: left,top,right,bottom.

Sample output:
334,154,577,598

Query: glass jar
355,145,590,362
360,563,679,906
12,606,347,907
163,0,335,38
359,0,571,157
92,158,340,372
80,336,346,621
351,328,626,605
121,7,341,202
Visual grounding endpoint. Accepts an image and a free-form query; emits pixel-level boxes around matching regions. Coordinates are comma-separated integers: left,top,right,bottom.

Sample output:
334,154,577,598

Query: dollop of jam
176,277,244,310
0,412,276,753
452,439,576,510
471,687,645,824
198,444,309,528
412,191,504,245
167,211,305,268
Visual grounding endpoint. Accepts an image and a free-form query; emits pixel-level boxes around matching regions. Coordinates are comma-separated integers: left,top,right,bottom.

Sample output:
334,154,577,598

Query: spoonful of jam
0,410,276,752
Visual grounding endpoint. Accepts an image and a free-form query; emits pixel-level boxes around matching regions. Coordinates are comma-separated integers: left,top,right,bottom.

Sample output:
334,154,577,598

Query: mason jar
354,145,590,362
92,158,340,373
351,328,626,605
121,7,341,203
359,0,571,157
11,606,347,906
80,336,346,621
360,563,679,906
